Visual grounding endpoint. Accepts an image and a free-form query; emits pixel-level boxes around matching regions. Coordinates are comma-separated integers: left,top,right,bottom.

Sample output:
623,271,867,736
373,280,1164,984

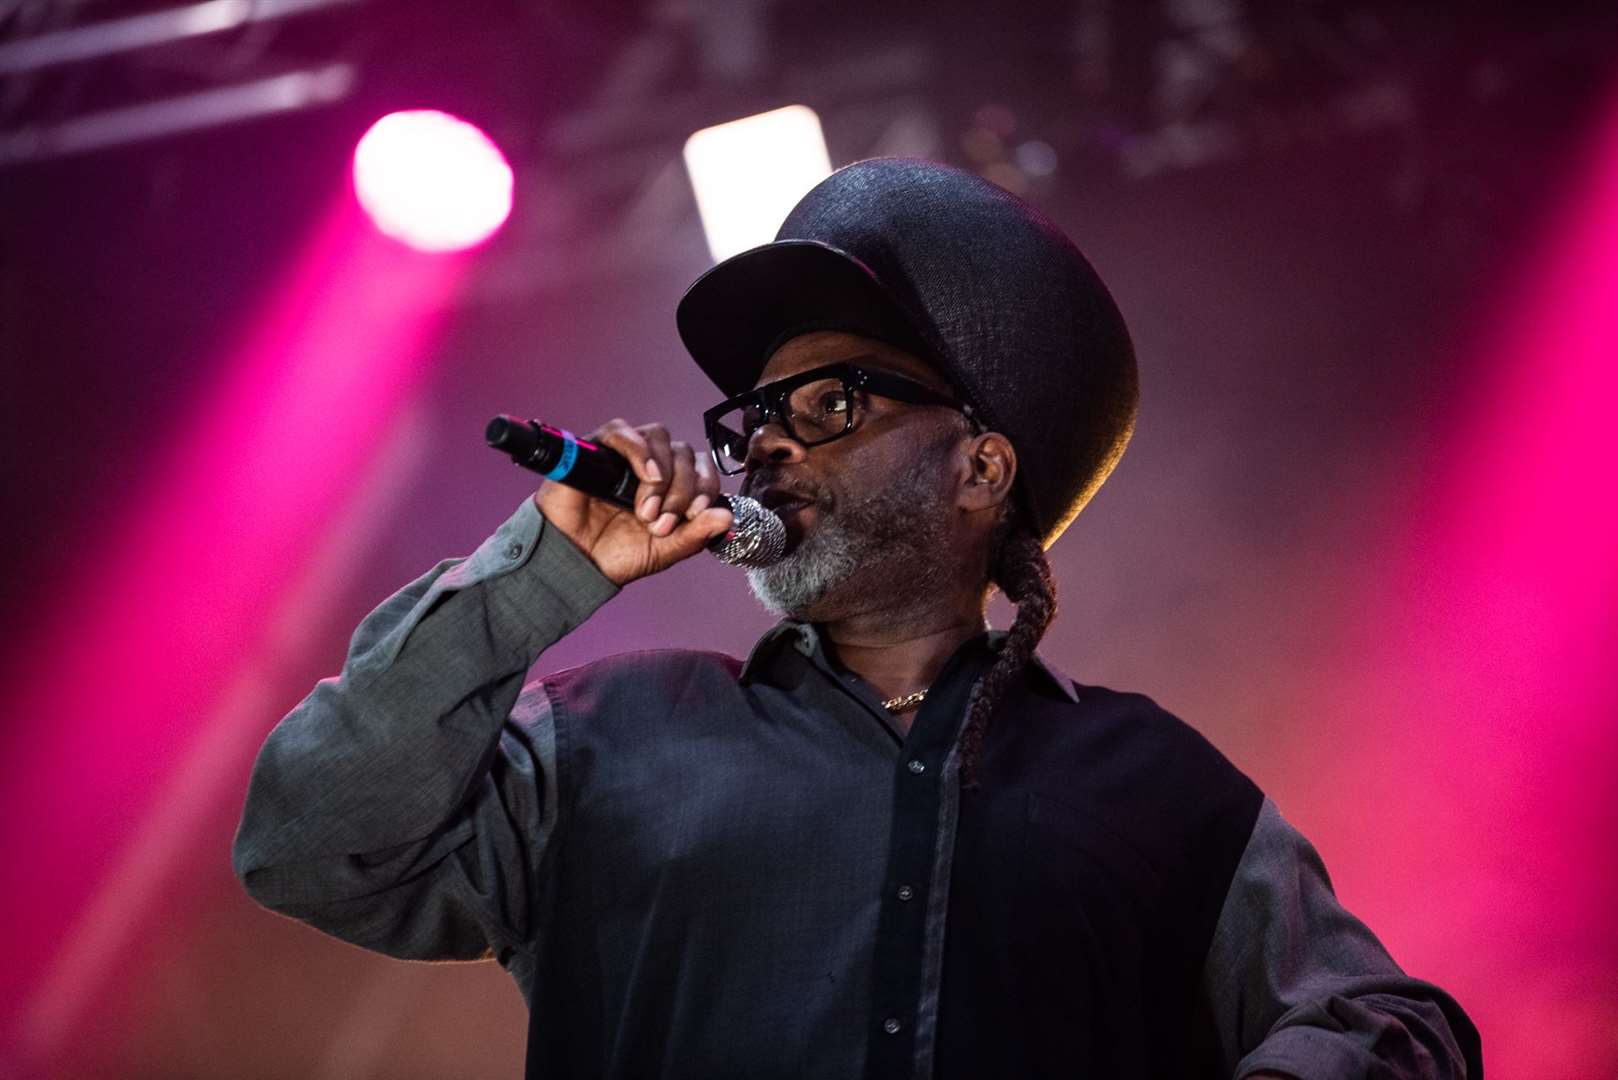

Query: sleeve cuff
1236,1022,1380,1080
458,496,619,640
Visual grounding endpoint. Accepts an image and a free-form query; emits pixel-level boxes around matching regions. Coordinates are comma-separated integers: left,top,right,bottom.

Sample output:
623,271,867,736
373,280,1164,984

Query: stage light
683,105,832,261
352,110,513,253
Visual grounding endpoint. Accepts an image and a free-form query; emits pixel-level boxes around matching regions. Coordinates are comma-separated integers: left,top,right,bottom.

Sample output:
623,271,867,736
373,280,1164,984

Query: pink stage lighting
352,110,514,252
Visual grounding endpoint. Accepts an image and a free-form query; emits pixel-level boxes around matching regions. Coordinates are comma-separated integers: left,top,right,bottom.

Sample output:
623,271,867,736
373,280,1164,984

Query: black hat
677,157,1137,548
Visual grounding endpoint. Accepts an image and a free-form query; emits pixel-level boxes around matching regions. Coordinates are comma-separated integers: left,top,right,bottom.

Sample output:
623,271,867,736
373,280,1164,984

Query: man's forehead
754,330,945,390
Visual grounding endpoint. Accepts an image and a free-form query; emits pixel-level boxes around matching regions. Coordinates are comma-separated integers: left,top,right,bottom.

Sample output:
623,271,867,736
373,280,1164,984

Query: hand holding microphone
487,415,785,587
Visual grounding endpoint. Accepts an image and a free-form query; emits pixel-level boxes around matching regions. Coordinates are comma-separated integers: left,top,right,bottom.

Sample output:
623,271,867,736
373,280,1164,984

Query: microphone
485,415,786,569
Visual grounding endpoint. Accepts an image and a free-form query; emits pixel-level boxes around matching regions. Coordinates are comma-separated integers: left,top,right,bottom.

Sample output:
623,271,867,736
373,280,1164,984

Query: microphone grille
710,495,786,568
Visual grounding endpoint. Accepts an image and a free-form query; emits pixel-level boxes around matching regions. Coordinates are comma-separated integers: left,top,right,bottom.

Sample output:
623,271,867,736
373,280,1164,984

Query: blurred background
2,1,1616,1076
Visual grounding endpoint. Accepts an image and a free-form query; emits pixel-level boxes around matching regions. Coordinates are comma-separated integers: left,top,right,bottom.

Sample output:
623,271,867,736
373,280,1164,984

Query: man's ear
957,431,1017,513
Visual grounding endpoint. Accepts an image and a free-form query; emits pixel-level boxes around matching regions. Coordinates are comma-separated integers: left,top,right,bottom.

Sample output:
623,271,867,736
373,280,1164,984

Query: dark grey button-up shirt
234,498,1481,1078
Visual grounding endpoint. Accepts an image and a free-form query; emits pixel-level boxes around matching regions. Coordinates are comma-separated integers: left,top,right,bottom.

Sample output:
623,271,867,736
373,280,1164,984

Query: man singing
234,158,1481,1078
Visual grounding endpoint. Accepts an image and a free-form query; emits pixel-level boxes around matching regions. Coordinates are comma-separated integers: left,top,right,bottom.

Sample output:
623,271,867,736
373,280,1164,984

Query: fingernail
645,459,663,482
640,494,661,521
686,494,711,519
654,511,678,535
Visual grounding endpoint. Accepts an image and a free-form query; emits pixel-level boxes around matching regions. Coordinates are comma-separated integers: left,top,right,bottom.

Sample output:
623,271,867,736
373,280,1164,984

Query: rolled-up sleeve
232,498,617,984
1203,798,1483,1079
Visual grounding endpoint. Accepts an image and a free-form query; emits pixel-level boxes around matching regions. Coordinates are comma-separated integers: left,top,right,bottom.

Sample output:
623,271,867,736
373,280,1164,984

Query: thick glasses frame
702,361,980,475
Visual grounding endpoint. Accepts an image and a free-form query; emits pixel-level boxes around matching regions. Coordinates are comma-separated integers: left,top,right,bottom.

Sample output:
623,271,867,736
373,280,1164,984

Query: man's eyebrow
753,355,880,391
753,353,948,395
855,356,954,393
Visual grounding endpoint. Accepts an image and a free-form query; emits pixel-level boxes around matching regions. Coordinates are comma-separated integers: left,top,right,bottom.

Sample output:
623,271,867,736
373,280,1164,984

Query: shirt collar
741,619,1080,704
739,621,820,683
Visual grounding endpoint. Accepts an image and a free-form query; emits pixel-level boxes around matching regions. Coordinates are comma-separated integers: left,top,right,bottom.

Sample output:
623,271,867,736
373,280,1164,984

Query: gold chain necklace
881,689,928,713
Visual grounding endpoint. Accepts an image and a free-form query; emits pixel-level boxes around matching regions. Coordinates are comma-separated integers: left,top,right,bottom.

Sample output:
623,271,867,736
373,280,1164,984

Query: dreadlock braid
958,510,1058,789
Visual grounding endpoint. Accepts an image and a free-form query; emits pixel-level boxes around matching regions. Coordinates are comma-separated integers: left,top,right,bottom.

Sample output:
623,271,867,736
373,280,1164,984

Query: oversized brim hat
677,157,1138,548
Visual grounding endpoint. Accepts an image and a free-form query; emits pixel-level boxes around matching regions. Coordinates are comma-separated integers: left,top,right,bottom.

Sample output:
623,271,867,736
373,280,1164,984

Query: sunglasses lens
708,409,754,474
783,378,852,442
706,373,855,473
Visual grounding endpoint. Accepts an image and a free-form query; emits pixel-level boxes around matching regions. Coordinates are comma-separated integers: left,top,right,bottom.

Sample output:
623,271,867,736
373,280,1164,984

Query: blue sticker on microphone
545,429,579,482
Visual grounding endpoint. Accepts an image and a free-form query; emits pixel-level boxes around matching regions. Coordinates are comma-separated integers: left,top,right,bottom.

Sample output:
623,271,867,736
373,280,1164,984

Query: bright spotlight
683,105,832,261
352,110,514,253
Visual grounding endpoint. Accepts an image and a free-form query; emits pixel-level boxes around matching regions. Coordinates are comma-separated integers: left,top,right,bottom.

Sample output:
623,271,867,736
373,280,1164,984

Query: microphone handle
485,415,643,509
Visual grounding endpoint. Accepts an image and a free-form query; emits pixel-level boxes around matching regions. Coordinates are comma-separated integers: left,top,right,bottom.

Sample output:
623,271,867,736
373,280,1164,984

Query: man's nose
744,421,807,471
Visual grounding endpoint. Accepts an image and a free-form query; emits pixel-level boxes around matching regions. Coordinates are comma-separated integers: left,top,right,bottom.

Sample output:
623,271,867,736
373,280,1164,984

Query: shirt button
897,885,915,901
505,542,523,559
882,1017,902,1035
907,759,926,775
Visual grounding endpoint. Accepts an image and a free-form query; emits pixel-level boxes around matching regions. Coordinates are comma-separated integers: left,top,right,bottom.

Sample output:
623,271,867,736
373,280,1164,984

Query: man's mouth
762,493,813,517
743,485,818,550
744,481,816,517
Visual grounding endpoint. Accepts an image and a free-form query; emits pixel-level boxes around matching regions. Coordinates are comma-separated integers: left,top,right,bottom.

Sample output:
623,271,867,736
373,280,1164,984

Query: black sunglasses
702,361,980,475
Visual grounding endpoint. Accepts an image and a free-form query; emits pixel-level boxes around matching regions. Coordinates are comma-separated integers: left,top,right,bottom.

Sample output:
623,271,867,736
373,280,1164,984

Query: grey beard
745,511,860,616
746,451,953,618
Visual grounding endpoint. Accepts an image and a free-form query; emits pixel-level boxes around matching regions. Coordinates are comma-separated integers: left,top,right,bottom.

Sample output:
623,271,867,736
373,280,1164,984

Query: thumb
650,505,736,567
694,505,734,541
